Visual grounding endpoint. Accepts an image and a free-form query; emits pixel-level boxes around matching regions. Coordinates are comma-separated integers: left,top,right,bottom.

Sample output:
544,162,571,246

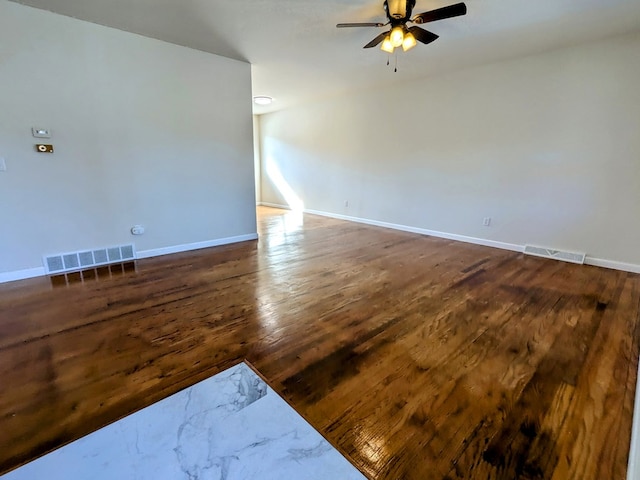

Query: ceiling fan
337,0,467,53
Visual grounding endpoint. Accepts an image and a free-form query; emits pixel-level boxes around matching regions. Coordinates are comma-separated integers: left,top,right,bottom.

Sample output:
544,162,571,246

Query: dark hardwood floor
1,206,639,479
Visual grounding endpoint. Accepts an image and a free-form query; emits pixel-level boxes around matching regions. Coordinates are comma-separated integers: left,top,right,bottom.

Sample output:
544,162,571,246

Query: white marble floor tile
2,363,366,480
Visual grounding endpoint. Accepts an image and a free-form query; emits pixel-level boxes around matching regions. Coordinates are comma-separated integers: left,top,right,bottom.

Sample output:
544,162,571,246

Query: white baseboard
0,234,259,284
137,233,259,259
585,257,640,274
304,208,523,253
258,202,291,210
0,267,46,284
628,357,640,480
284,206,640,274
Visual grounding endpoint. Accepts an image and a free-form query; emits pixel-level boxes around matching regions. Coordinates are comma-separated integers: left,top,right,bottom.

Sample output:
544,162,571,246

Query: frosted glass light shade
402,32,417,51
381,36,394,53
390,26,404,48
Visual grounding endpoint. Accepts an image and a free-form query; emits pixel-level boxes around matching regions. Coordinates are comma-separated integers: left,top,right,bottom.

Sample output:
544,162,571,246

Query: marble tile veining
2,363,366,480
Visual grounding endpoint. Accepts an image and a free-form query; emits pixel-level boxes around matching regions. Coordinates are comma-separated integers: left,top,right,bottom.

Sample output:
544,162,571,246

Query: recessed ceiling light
253,96,273,106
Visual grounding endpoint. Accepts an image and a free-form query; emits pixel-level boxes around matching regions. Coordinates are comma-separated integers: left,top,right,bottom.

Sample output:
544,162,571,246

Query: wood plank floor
1,206,639,479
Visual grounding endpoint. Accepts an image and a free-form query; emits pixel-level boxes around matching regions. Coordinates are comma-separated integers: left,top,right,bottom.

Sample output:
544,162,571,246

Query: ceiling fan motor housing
384,0,416,20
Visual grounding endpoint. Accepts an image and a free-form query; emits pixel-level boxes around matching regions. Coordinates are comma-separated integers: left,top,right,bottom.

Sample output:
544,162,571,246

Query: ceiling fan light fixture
381,36,394,53
390,26,404,48
402,32,417,51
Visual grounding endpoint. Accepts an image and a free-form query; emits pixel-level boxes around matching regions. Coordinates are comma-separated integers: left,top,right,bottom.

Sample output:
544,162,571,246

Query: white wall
253,115,262,204
260,31,640,269
0,2,257,280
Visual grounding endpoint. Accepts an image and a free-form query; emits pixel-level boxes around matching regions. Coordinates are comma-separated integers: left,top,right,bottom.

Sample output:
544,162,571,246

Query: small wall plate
32,127,51,138
35,144,54,153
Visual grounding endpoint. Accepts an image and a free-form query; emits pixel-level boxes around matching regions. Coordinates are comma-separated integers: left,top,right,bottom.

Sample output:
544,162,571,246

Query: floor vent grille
43,244,136,274
523,245,585,265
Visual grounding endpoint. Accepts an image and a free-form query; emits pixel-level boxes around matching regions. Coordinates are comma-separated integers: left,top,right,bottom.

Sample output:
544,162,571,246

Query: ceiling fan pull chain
394,52,398,73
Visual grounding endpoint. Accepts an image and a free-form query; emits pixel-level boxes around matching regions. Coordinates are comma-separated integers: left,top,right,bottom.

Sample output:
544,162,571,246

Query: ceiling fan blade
363,31,390,48
412,2,466,24
337,22,386,28
408,26,439,45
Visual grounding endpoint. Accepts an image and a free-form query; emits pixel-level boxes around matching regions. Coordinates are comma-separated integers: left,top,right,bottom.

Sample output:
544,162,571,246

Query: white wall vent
523,245,585,265
43,244,136,274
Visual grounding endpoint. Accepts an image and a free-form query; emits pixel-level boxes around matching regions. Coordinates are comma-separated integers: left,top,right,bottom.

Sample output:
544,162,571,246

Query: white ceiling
9,0,640,114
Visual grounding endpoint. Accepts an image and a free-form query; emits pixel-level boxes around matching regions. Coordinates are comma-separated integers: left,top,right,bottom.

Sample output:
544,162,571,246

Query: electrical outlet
483,217,491,226
131,225,145,235
0,157,6,172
